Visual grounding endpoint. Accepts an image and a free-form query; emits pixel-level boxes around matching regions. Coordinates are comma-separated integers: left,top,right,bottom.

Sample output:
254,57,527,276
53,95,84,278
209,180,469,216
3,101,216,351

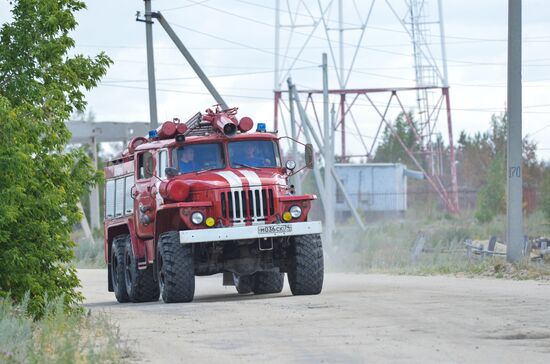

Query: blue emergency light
256,123,266,132
148,129,158,139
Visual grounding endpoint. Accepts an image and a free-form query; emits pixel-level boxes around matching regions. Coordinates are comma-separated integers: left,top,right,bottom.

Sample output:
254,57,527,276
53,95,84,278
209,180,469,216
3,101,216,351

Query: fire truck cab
103,107,323,303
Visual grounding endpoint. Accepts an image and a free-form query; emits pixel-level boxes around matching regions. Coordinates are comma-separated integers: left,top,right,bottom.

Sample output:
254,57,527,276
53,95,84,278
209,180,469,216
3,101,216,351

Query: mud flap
107,263,114,292
223,272,235,286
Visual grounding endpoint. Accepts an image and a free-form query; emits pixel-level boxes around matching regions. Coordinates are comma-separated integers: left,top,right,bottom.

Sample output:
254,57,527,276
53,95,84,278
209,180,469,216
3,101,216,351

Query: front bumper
179,221,322,244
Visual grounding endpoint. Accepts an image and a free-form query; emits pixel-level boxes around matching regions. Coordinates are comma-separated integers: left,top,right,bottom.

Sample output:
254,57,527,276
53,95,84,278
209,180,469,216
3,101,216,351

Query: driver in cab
238,143,272,168
179,147,195,173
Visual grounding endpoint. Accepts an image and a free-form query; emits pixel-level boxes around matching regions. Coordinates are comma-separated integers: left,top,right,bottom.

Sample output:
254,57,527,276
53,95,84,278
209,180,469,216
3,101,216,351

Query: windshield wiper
195,166,222,175
233,163,260,170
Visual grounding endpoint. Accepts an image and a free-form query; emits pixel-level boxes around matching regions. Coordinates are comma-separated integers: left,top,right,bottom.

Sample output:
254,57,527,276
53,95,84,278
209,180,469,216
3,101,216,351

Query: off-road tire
252,272,285,294
288,234,324,295
233,274,253,294
123,236,160,302
111,235,129,303
158,231,195,303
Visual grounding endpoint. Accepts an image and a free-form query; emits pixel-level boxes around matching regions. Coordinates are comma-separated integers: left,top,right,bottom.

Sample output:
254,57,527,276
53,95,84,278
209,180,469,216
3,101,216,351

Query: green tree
373,112,421,168
540,167,550,221
457,112,543,220
0,0,111,316
456,113,507,191
475,154,506,222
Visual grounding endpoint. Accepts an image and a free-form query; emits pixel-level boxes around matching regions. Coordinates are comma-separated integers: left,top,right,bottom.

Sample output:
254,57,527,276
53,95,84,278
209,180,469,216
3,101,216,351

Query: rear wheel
252,271,284,294
111,235,129,303
158,231,195,303
288,234,324,295
233,274,253,294
123,236,160,303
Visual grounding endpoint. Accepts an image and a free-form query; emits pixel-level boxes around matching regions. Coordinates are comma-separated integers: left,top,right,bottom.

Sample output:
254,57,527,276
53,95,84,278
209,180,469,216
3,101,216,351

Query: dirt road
80,269,550,363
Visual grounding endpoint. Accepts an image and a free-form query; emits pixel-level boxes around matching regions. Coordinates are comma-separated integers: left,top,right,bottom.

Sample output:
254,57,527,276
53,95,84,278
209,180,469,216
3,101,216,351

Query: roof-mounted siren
157,121,177,139
176,123,188,135
155,120,189,140
238,117,254,133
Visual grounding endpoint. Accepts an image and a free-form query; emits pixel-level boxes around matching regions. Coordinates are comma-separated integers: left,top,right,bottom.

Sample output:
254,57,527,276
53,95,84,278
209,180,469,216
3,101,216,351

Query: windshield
228,140,280,168
174,143,225,174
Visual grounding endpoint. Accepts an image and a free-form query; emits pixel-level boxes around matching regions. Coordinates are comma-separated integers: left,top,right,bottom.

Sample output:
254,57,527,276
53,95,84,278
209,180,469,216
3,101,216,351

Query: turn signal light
205,217,215,227
283,211,292,222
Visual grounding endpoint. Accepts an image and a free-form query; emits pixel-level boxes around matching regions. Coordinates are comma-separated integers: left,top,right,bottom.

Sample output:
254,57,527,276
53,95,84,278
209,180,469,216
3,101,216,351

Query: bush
475,154,505,223
539,168,550,222
0,0,111,317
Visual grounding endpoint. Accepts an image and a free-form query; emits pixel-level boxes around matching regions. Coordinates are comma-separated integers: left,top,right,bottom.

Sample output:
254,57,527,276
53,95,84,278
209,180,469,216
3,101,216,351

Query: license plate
258,224,292,235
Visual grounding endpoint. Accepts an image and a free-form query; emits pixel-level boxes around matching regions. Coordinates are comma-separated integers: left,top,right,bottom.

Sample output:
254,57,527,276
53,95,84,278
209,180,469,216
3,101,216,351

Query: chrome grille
221,188,275,224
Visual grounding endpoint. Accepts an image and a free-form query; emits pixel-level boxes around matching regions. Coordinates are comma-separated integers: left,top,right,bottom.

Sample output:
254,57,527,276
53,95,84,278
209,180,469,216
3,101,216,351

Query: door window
158,150,168,178
124,175,134,214
138,152,154,179
105,180,115,218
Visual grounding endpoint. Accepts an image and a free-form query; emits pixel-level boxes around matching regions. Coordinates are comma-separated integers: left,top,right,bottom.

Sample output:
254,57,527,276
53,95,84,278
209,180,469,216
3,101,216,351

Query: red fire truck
103,107,323,303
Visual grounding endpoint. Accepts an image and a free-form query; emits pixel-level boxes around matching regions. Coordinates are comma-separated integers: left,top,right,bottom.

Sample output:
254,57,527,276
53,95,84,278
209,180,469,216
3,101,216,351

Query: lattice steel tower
273,0,459,213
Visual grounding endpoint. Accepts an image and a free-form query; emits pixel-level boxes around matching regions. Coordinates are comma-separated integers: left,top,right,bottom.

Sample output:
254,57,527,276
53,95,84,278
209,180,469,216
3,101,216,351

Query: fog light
289,205,302,218
285,160,296,171
191,212,204,225
283,211,292,221
205,217,215,227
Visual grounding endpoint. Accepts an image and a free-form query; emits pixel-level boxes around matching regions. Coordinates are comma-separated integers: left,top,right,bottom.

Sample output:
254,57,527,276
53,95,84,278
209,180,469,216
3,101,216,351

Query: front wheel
158,231,195,303
288,234,324,295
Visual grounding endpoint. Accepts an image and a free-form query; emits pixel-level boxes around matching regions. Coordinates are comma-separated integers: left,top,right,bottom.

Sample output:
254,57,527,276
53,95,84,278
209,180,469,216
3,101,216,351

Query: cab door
134,151,156,238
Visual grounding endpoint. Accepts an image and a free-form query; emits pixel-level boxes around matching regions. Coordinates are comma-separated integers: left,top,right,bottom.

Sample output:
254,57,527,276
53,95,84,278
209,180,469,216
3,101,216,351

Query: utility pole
287,78,302,195
274,0,281,92
507,0,523,263
89,135,100,230
151,12,228,110
323,53,334,244
144,0,158,129
288,77,366,231
338,0,346,159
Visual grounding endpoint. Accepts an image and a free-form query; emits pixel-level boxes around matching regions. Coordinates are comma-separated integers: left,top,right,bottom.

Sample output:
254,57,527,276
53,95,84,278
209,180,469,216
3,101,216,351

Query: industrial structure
272,0,459,224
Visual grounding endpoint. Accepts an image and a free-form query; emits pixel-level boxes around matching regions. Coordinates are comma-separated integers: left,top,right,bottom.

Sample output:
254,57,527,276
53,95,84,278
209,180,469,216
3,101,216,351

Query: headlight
289,205,302,218
191,212,204,225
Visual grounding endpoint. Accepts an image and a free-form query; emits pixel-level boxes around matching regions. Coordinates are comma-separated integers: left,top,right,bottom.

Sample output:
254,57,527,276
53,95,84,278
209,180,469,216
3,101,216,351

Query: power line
100,66,315,83
100,81,550,114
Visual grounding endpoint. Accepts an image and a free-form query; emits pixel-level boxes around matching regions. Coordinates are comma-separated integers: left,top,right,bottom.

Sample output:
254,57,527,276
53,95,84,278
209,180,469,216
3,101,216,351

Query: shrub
475,154,505,223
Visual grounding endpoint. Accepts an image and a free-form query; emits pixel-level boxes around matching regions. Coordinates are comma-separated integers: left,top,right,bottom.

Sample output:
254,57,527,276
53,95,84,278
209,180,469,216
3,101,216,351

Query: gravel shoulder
80,269,550,363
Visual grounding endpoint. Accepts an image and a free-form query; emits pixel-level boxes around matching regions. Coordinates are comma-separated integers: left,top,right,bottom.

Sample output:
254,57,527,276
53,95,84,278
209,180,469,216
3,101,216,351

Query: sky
2,0,550,160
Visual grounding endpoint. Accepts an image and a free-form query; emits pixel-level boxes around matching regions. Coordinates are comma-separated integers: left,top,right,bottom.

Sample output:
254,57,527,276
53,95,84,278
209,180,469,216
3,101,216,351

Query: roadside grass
328,210,550,280
0,296,129,363
73,230,105,268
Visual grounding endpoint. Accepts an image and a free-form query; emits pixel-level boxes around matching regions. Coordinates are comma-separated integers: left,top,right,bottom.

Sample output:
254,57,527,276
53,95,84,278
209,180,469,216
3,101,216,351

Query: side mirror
165,167,179,178
305,143,314,169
